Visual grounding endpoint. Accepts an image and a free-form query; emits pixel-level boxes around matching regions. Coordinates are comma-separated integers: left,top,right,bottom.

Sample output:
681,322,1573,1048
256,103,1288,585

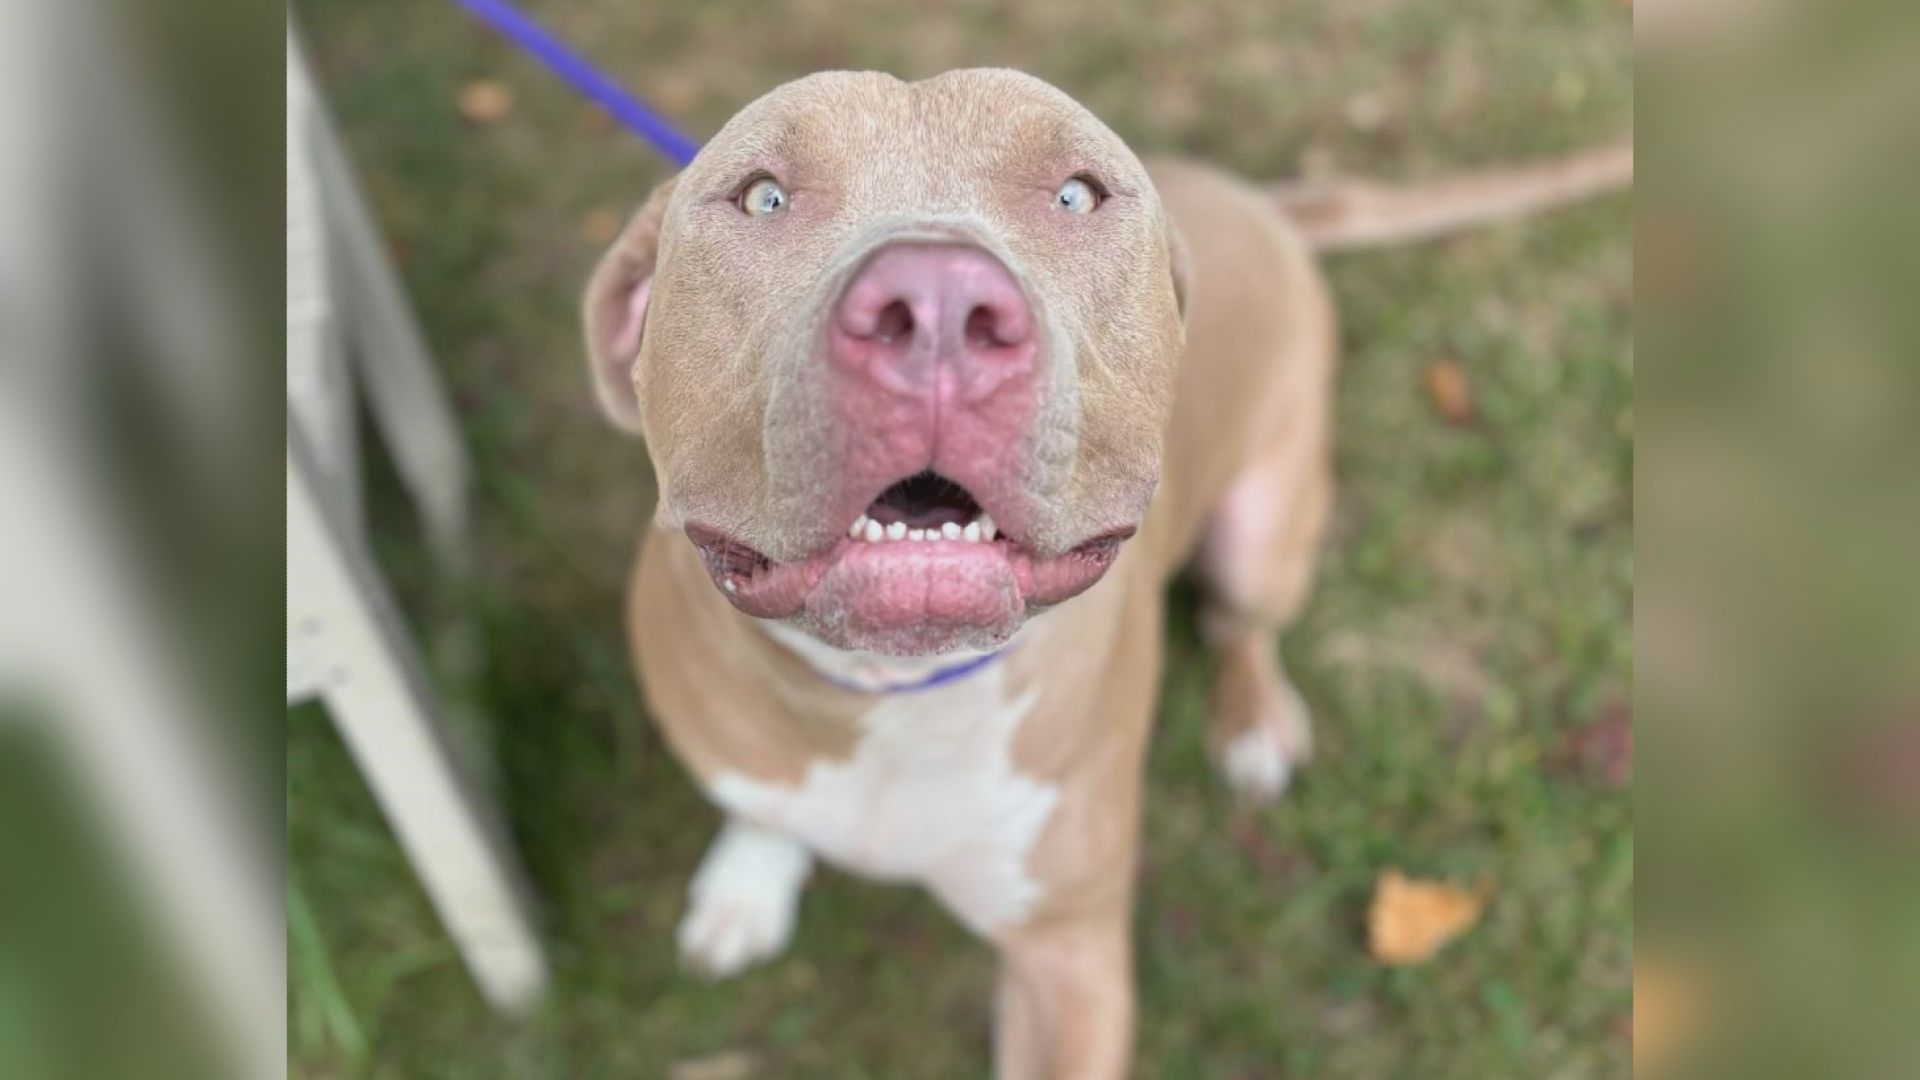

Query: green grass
290,0,1631,1075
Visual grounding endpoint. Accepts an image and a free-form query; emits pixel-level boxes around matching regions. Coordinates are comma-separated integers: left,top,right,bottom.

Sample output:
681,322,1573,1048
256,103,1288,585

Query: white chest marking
707,660,1058,936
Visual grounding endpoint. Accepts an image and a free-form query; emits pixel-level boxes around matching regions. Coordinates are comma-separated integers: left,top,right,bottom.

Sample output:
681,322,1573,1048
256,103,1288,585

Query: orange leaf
1368,869,1487,965
1424,356,1474,426
581,207,624,247
1633,954,1695,1076
458,79,515,125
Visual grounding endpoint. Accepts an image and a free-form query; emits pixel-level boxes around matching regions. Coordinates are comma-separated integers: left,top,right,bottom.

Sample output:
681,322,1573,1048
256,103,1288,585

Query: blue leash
814,649,1009,695
457,0,702,166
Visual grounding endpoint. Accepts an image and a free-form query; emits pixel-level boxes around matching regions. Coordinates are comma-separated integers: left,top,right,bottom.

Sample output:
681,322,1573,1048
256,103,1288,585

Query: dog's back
1132,159,1338,582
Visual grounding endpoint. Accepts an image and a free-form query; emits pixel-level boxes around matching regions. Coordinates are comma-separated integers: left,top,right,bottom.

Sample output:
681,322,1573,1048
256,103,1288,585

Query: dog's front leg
676,817,812,978
993,903,1134,1080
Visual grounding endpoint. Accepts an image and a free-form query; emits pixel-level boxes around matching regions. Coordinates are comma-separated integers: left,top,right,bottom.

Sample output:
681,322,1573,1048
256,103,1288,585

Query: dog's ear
1165,220,1193,321
583,175,679,435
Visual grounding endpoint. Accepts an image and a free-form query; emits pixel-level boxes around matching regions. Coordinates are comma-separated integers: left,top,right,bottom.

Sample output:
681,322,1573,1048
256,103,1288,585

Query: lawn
288,0,1632,1075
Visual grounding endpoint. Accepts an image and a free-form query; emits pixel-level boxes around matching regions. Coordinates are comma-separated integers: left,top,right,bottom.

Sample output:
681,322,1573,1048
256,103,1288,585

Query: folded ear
582,175,679,435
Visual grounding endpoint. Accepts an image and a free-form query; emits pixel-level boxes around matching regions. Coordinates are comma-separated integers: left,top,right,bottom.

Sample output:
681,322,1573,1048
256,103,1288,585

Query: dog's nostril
873,300,914,344
965,306,994,349
965,304,1020,350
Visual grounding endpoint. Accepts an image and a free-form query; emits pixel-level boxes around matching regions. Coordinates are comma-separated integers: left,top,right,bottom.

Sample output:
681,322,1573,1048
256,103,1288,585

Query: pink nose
829,244,1035,396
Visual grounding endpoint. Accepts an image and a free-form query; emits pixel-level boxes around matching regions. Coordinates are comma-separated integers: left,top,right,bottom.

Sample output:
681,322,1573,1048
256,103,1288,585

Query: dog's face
586,70,1187,655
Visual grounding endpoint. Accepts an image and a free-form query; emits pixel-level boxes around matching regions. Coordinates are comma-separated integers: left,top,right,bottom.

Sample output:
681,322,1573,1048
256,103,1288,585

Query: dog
582,69,1628,1078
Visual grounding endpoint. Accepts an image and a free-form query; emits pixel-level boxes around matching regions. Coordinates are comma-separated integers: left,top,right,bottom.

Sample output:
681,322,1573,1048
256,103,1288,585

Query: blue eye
742,178,789,216
1055,177,1099,214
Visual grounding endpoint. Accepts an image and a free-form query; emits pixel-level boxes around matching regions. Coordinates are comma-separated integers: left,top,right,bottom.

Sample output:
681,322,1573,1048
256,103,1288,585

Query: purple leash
457,0,702,167
814,649,1009,695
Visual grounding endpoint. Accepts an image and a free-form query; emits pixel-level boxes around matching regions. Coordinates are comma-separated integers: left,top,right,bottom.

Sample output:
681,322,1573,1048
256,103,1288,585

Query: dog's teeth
850,515,868,539
909,528,926,542
979,515,998,541
941,522,962,541
886,521,907,541
962,521,981,543
864,519,884,543
722,579,737,594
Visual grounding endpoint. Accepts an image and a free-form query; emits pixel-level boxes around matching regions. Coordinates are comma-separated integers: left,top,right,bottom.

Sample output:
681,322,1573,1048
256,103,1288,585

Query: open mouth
686,470,1132,654
849,470,997,543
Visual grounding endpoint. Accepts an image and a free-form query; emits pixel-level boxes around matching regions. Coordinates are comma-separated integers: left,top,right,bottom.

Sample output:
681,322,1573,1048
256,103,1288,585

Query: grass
289,0,1632,1075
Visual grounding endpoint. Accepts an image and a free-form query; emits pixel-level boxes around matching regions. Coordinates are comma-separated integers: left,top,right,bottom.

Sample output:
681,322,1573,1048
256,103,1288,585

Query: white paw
1215,681,1313,802
1218,723,1294,801
677,821,811,979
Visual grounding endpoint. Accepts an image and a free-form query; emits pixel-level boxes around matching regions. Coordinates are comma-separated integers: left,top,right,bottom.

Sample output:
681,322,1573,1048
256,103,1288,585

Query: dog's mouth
855,470,992,539
686,470,1132,654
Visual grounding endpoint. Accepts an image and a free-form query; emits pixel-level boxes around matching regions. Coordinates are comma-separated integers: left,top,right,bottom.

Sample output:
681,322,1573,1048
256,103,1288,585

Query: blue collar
816,648,1008,695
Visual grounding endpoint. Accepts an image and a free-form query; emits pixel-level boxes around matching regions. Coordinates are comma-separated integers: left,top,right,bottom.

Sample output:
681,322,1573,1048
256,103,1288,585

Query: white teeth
849,514,999,545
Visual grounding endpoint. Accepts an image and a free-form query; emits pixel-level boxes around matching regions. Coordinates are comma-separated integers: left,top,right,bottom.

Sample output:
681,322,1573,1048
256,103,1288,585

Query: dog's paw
1212,680,1313,803
677,822,811,979
1217,722,1298,801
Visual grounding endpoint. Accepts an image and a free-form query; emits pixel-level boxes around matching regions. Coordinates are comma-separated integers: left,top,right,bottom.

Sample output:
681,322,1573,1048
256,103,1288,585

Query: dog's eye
1054,177,1100,214
741,178,789,216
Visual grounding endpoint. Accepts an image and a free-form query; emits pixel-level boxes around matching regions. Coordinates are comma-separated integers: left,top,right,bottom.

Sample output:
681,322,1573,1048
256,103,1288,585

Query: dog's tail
1271,139,1632,253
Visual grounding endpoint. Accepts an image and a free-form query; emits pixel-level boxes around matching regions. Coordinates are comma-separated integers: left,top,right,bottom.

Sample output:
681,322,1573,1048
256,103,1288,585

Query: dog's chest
707,667,1058,935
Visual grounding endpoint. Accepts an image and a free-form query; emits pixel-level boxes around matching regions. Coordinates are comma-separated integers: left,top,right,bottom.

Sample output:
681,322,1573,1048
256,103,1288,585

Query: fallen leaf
646,70,703,115
669,1050,756,1080
458,79,515,124
581,207,624,247
1424,356,1475,426
1368,869,1487,965
1633,955,1695,1076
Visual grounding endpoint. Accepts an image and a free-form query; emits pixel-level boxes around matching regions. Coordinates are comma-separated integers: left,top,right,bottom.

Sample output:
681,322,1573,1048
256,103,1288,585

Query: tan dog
584,70,1627,1078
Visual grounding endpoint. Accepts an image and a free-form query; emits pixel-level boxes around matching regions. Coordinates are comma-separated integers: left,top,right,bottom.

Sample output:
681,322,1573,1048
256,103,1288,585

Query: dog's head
585,70,1188,655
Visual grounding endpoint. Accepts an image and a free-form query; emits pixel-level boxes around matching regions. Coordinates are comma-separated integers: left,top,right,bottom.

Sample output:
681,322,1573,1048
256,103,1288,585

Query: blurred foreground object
1639,0,1920,1073
0,0,281,1076
286,28,547,1015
